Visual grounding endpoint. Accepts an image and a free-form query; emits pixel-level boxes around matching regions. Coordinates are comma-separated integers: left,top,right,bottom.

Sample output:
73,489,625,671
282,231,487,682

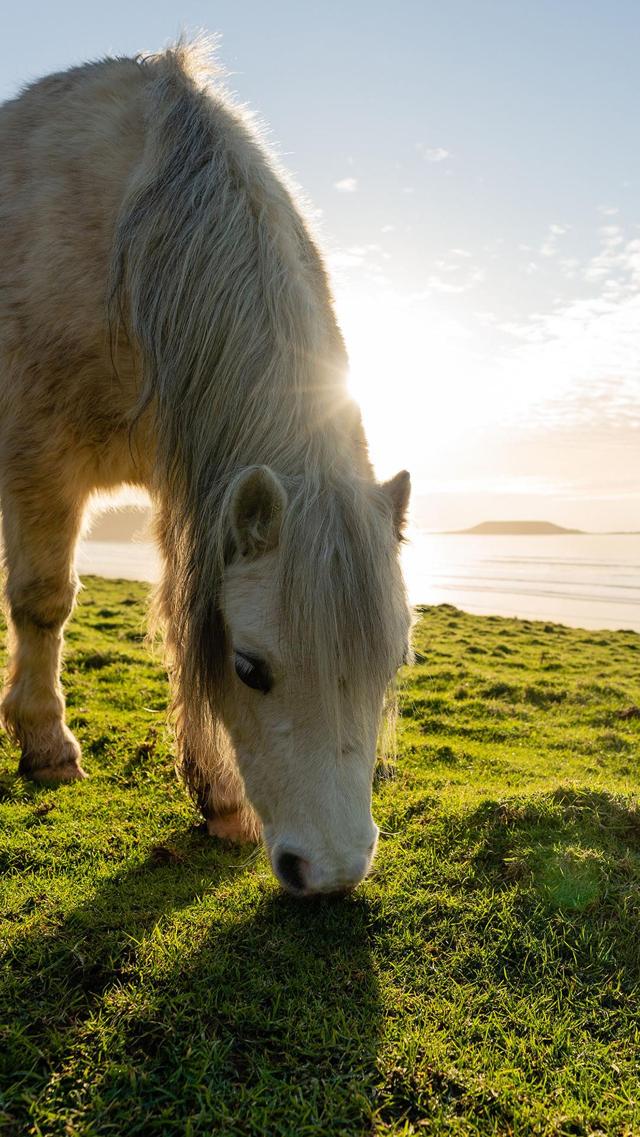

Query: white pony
0,44,412,895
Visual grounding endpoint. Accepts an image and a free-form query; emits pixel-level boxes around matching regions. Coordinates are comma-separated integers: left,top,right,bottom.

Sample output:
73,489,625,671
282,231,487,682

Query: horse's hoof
18,753,88,784
206,809,260,843
18,728,87,784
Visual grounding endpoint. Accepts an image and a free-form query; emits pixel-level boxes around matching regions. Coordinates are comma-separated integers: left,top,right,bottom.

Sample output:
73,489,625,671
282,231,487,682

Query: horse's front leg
154,524,261,843
177,709,261,843
1,483,86,782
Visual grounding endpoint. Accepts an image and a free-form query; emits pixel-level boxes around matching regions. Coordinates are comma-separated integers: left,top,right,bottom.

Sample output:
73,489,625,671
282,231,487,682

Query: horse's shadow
6,785,640,1132
2,827,382,1132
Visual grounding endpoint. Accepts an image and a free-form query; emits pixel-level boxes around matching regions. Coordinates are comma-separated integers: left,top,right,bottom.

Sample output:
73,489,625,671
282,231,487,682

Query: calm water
76,533,640,633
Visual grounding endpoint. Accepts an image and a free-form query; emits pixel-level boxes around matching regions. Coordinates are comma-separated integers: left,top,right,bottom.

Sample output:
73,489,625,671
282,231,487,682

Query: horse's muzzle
272,836,377,896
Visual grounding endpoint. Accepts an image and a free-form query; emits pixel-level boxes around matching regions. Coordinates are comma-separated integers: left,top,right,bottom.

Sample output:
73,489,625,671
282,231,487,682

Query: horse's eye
234,652,272,694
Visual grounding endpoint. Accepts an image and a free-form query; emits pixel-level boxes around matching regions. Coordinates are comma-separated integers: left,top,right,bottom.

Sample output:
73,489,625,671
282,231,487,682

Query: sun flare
338,291,490,482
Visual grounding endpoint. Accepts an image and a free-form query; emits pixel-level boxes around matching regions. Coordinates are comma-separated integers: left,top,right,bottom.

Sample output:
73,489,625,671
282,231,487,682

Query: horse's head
218,465,412,896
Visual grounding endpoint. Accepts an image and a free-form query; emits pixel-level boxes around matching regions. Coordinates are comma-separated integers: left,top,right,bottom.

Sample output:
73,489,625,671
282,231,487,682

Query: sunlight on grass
537,847,603,910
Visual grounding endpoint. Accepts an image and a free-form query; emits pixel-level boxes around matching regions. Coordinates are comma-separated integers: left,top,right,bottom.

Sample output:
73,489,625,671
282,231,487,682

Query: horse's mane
109,42,403,743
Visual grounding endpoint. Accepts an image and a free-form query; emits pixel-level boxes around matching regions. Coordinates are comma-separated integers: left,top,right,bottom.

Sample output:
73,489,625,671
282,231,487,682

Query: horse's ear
382,469,411,540
230,466,288,558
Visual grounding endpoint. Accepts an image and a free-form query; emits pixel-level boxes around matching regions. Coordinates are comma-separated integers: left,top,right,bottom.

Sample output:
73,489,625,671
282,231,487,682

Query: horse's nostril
276,850,308,893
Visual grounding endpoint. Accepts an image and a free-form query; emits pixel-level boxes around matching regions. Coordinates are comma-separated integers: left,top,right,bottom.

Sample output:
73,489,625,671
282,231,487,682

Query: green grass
2,578,640,1136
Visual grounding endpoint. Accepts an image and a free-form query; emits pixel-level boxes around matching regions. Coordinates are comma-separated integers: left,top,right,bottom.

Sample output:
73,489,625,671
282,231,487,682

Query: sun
337,289,486,482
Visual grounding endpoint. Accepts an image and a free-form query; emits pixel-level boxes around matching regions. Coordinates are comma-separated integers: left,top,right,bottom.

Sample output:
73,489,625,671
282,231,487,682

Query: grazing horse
0,44,412,895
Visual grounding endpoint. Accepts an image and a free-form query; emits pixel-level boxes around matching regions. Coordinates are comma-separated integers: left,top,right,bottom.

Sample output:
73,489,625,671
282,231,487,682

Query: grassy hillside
1,577,640,1136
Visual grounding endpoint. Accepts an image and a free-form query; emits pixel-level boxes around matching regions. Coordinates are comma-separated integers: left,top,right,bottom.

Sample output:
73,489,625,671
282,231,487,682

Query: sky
2,1,639,530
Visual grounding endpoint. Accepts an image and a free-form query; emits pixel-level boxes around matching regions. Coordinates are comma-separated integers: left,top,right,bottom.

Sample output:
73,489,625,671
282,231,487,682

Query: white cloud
559,256,581,279
484,273,640,451
333,176,358,193
584,226,640,283
540,222,569,258
426,266,485,294
326,243,386,278
424,147,451,163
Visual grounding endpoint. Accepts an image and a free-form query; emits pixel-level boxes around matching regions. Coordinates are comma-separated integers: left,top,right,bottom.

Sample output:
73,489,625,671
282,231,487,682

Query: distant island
449,520,584,535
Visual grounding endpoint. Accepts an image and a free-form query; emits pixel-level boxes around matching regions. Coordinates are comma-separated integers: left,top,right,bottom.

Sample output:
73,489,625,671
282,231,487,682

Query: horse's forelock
278,480,404,733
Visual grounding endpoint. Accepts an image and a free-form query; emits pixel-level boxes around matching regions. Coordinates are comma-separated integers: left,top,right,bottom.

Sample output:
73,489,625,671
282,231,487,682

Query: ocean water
404,532,640,632
76,533,640,633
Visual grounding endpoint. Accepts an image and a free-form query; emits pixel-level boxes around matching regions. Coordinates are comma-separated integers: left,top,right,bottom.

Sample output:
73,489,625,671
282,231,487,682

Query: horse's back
0,59,151,472
0,59,148,354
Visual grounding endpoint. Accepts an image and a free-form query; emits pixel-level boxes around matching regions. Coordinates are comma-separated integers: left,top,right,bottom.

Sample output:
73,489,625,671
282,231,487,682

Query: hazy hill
451,520,584,535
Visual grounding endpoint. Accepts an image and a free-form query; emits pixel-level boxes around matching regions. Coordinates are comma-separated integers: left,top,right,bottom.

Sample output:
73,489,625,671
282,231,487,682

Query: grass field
1,577,640,1136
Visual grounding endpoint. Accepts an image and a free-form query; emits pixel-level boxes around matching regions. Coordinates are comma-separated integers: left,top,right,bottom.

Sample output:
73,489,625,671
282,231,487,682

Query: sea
76,532,640,633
